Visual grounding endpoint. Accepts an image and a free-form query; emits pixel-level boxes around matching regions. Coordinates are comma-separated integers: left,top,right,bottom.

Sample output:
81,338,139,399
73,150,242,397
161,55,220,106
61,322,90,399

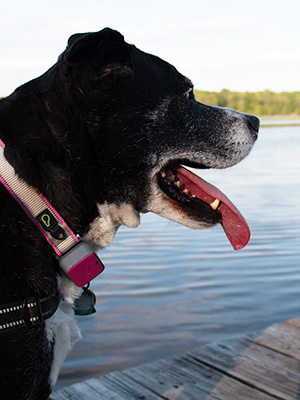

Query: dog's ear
64,32,99,66
64,28,130,68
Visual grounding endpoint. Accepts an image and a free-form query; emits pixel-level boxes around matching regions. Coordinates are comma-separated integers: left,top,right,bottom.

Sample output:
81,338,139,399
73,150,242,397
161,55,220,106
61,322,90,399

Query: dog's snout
247,115,260,134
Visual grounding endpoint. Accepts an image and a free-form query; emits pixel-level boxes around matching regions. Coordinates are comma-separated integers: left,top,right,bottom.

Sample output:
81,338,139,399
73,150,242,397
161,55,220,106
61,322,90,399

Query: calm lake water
56,122,300,390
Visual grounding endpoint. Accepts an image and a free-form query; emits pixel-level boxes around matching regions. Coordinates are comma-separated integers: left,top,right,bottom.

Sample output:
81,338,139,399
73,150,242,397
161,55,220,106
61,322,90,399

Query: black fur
0,28,258,399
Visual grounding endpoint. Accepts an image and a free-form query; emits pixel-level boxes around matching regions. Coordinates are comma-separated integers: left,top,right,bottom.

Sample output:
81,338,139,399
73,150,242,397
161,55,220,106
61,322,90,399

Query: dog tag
74,285,96,316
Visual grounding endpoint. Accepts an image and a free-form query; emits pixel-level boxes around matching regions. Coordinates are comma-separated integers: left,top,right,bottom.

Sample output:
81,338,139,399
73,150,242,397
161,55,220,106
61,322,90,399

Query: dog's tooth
191,195,196,198
210,199,220,210
183,189,188,194
175,181,180,187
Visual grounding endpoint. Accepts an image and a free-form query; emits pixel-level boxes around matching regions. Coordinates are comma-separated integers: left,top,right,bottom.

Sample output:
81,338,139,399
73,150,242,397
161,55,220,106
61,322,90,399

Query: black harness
0,293,60,333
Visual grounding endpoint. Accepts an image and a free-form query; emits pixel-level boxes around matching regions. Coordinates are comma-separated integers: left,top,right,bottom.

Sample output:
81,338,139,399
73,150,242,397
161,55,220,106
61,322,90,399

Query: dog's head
42,28,259,250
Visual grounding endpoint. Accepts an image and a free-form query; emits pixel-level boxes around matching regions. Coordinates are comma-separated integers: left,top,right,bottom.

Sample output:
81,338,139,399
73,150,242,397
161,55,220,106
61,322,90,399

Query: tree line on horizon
194,89,300,115
1,89,299,116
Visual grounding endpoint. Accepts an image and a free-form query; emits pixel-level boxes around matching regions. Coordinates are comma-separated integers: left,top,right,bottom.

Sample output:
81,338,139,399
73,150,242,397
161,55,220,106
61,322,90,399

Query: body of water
56,122,300,390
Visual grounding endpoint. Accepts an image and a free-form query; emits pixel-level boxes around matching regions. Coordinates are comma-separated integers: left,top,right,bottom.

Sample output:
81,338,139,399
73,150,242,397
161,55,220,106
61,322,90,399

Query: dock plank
124,356,275,400
51,378,123,400
252,321,300,359
123,358,216,400
52,318,300,400
97,371,164,399
186,335,300,400
171,357,276,400
53,373,162,400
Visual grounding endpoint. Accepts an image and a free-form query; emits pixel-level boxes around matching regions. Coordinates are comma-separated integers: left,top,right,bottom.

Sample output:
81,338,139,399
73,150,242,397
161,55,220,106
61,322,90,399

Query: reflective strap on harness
0,292,60,333
0,139,79,256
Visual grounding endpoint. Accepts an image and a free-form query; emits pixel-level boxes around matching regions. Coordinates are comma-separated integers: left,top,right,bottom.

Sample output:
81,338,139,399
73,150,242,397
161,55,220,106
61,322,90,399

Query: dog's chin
84,202,141,249
147,192,219,230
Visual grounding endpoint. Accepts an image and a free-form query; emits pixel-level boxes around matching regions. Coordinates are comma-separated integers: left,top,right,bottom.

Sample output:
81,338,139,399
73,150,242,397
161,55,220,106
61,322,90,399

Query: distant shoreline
260,115,300,128
259,114,300,121
194,89,300,117
1,96,299,123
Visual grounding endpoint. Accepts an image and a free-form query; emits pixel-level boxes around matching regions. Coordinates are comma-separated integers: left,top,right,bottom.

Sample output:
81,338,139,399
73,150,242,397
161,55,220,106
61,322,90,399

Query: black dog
0,28,259,399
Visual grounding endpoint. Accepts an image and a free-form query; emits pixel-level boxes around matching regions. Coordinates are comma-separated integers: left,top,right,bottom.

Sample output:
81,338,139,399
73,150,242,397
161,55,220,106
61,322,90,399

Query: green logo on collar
37,209,57,231
41,214,51,228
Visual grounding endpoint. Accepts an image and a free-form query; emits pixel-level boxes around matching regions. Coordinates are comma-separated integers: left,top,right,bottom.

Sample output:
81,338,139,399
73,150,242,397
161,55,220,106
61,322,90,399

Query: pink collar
0,139,104,287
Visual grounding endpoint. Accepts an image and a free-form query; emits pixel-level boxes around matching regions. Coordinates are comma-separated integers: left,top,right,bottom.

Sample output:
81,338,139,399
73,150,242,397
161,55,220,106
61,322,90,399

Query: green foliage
2,89,300,116
194,89,300,116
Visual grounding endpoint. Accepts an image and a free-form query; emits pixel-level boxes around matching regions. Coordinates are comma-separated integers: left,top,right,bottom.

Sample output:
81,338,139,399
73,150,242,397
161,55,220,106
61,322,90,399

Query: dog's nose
247,115,260,134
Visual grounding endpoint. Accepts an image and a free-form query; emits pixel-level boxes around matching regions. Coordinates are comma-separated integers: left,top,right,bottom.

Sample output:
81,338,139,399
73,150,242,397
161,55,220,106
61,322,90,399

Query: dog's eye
184,88,194,100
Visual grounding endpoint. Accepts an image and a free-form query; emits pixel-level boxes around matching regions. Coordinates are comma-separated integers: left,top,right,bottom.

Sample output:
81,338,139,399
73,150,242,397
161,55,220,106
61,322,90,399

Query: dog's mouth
157,163,250,250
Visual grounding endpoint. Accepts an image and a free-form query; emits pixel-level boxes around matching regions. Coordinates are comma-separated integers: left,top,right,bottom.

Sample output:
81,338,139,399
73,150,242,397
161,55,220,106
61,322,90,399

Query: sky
1,0,300,96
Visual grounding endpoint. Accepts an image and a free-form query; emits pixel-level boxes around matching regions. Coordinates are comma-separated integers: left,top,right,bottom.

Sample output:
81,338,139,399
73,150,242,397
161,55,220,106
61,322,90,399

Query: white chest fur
47,202,140,388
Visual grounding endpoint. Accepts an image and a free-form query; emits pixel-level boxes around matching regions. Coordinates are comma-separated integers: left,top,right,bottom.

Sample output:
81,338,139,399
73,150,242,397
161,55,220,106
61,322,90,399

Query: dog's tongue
176,166,250,250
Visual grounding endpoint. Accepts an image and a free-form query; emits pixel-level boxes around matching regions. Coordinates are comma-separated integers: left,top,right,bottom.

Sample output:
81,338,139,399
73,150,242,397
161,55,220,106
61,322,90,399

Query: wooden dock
52,317,300,400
